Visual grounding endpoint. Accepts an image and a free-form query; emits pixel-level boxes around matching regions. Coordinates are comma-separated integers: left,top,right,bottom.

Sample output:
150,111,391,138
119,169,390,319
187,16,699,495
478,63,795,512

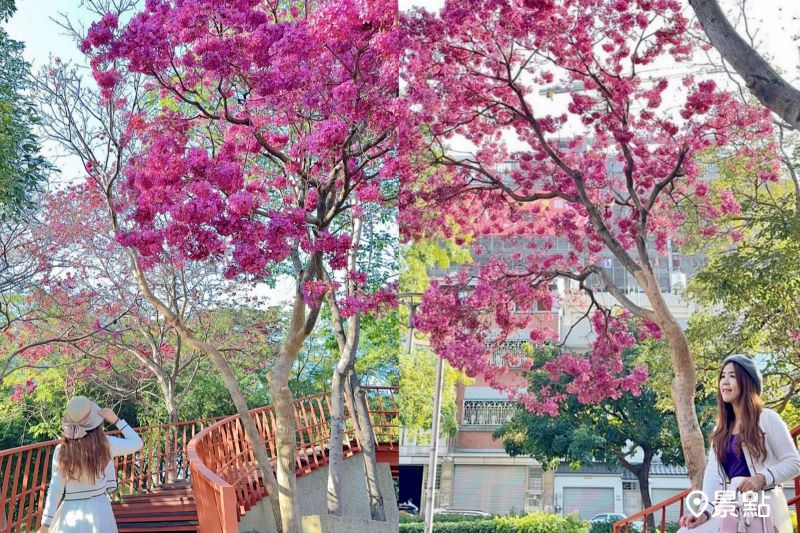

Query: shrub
400,512,422,523
399,512,590,533
399,520,497,533
495,512,589,533
589,519,616,533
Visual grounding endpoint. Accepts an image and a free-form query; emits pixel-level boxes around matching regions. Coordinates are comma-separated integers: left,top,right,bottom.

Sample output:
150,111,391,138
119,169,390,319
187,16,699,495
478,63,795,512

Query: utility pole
399,292,445,532
423,354,444,533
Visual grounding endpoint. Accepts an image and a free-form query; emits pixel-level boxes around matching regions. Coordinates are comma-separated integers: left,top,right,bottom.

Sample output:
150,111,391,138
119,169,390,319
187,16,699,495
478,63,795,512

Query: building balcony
461,400,516,427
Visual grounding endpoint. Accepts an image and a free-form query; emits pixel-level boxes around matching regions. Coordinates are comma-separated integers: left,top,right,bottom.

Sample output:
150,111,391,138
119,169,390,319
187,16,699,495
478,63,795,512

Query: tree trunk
327,359,349,515
689,0,800,130
325,304,359,516
161,382,180,483
129,257,285,531
174,325,285,531
347,367,387,521
660,318,706,489
636,452,655,532
637,273,706,489
268,355,302,533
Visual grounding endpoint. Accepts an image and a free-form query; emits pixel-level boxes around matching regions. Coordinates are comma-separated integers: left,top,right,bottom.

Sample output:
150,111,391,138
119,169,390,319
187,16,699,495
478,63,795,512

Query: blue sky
7,1,90,67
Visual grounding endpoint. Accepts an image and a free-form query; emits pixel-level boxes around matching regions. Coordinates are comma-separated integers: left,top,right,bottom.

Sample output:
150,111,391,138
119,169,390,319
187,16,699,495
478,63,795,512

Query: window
527,468,544,512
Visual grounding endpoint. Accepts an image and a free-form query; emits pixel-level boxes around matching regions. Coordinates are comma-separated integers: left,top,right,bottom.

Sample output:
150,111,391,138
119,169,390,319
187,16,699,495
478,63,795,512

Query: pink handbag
717,490,775,533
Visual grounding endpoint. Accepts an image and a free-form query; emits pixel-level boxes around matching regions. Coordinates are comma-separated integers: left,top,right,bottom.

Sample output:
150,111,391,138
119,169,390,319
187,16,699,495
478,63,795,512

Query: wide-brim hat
62,396,104,439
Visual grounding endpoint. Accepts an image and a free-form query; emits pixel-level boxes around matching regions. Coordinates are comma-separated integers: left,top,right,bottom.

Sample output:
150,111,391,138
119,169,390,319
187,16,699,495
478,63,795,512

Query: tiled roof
557,462,688,478
556,463,621,475
621,464,688,479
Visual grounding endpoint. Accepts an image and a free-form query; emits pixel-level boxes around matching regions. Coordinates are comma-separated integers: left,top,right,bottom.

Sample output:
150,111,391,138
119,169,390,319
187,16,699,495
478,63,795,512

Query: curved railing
188,386,399,533
0,414,227,533
614,424,800,533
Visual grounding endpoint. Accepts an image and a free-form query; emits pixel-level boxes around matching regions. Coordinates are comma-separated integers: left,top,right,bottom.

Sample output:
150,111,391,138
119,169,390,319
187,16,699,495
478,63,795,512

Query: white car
590,513,643,531
591,513,627,523
434,508,493,518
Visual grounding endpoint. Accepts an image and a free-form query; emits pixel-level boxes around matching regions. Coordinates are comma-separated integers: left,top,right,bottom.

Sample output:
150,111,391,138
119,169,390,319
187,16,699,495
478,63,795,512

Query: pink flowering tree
402,0,776,485
36,183,261,427
33,2,288,522
78,0,398,528
0,211,130,389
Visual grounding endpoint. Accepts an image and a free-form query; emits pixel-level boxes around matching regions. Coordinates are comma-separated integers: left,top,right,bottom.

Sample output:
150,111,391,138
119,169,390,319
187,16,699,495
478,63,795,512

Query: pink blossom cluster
77,0,397,298
339,282,398,317
10,380,37,402
401,0,778,413
302,280,334,308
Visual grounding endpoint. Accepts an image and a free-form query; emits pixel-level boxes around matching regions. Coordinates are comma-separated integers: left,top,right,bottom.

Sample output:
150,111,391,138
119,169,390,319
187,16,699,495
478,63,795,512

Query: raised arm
99,407,143,457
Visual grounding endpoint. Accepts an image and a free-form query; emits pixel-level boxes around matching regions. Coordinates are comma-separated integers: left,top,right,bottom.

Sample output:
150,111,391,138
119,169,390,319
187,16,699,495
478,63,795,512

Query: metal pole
423,355,444,533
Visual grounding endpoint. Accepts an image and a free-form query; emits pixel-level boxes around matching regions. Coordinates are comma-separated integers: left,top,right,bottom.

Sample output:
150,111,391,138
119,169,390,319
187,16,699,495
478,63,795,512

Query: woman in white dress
36,396,143,533
679,355,800,533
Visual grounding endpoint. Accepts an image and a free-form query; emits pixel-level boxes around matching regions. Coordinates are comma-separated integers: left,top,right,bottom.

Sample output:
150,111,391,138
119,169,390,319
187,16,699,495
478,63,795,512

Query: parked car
399,500,419,515
590,513,642,531
434,508,493,518
591,513,627,523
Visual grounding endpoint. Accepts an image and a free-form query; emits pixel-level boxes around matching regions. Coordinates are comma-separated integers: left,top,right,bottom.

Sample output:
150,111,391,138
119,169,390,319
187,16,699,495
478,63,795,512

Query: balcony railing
462,400,516,426
489,340,529,367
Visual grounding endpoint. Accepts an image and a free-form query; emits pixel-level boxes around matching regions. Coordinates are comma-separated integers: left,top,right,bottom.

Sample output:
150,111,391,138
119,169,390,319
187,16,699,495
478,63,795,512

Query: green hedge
589,520,620,533
400,513,421,523
398,513,589,533
399,513,489,524
399,521,495,533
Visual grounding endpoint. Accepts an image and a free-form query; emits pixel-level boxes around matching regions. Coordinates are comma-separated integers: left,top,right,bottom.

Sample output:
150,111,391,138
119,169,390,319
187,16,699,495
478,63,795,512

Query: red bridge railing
614,424,800,533
0,386,399,533
189,386,399,533
0,415,226,533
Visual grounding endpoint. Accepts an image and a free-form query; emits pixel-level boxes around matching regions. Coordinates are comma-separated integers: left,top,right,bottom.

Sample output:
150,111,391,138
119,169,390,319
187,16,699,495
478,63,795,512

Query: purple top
721,435,752,479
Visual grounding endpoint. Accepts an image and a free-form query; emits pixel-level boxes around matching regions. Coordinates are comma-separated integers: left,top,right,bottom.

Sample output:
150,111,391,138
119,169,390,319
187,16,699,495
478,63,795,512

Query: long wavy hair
710,361,767,465
57,426,112,482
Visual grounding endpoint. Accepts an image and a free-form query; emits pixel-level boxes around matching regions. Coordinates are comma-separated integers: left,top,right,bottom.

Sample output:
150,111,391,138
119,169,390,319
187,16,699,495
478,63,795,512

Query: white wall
648,477,690,492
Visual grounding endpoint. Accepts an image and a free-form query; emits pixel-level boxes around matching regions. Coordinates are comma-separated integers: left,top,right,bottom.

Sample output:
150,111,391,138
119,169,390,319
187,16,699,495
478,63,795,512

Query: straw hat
62,396,104,439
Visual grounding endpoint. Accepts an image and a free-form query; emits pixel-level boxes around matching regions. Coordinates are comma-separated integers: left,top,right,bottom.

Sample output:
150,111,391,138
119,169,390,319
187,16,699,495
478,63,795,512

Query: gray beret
721,354,763,395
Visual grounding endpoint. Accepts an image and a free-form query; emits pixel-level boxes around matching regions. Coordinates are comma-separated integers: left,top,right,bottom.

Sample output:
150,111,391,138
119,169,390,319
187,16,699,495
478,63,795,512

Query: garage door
651,488,688,523
562,487,614,519
452,465,526,515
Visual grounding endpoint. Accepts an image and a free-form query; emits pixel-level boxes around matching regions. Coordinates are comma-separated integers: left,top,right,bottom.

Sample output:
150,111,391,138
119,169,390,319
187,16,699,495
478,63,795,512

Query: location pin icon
686,490,709,518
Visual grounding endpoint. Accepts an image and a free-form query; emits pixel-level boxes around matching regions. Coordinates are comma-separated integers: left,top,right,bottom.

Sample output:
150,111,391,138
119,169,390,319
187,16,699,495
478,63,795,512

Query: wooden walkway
113,481,199,532
0,387,399,533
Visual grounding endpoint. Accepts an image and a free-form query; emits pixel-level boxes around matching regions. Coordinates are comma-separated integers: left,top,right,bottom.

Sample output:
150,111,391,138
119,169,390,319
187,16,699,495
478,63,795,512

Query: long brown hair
57,426,111,482
711,361,767,465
